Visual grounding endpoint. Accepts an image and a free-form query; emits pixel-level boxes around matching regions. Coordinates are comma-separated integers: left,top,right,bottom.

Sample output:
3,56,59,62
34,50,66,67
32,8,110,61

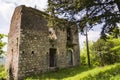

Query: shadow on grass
26,65,94,80
26,63,120,80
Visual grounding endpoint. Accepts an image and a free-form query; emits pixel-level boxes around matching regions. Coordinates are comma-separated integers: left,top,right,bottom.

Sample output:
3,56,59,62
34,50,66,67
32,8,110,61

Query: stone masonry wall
18,6,50,79
6,6,22,80
7,5,80,80
71,26,80,66
18,6,70,79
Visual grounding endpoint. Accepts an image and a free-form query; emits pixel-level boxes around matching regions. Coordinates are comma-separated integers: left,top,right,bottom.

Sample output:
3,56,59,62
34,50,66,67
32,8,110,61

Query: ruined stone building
6,5,80,80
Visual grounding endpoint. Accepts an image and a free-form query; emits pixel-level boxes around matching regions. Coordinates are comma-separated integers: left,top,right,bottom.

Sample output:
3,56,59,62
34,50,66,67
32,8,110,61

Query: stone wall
71,26,80,66
6,5,80,80
18,6,50,78
6,6,22,80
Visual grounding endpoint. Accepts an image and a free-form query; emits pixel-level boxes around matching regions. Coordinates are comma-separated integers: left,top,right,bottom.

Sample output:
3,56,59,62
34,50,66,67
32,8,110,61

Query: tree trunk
86,27,91,67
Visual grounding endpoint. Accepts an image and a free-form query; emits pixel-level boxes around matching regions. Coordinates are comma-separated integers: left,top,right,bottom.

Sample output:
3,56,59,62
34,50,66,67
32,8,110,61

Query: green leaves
109,39,120,52
0,34,7,56
92,38,120,65
47,0,120,37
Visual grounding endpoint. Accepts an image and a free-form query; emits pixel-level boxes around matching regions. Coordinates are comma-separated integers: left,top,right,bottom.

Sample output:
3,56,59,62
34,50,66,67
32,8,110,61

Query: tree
92,38,120,66
81,41,99,66
109,38,120,54
92,39,106,66
0,34,6,57
85,27,91,67
47,0,120,38
107,28,120,39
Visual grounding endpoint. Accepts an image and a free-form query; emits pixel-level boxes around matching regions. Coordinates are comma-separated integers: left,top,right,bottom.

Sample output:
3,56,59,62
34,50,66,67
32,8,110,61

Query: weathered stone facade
6,5,80,80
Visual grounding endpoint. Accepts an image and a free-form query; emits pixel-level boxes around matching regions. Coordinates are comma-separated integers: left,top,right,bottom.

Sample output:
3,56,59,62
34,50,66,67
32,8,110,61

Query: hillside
26,63,120,80
1,63,120,80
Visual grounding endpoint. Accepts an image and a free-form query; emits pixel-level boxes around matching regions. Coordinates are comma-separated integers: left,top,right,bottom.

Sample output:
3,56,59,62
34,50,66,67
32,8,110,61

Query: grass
110,74,120,80
1,63,120,80
73,63,120,80
26,66,93,80
26,63,120,80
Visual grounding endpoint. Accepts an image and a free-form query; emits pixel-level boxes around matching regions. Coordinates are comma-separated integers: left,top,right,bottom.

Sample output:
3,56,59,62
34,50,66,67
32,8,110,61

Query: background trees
0,34,6,57
81,37,120,67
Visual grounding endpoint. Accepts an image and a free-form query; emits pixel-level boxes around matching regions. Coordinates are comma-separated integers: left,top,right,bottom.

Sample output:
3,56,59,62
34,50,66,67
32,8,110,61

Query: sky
0,0,101,51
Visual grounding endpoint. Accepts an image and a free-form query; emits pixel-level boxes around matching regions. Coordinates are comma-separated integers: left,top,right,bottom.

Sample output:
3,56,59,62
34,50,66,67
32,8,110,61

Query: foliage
81,37,120,67
80,41,96,66
110,74,120,80
107,28,120,39
109,38,120,52
0,34,7,56
92,38,120,66
25,63,120,80
0,66,7,80
47,0,120,38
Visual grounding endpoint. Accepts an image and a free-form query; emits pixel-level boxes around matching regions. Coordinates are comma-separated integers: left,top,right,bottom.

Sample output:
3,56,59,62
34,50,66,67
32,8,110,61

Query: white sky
0,0,101,51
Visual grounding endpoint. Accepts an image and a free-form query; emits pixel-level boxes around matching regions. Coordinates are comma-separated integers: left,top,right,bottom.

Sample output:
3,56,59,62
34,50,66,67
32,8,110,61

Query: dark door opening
68,50,73,65
49,48,56,67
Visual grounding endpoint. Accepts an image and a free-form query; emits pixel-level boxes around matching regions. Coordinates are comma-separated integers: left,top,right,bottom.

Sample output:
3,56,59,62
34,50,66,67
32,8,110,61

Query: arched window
67,49,73,65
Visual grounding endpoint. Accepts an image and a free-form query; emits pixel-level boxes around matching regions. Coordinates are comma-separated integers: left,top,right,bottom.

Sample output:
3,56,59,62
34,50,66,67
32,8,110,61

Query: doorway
49,48,56,67
68,50,73,65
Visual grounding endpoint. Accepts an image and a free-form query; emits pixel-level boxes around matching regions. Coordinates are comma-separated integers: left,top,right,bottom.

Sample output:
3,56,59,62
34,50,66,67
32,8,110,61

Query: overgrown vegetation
1,63,120,80
0,34,6,56
0,34,7,79
0,65,7,80
25,63,120,80
81,38,120,67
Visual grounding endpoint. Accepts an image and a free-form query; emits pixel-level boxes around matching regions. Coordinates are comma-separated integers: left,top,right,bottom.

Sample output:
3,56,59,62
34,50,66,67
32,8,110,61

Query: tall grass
26,63,120,80
26,66,93,80
74,63,120,80
1,63,120,80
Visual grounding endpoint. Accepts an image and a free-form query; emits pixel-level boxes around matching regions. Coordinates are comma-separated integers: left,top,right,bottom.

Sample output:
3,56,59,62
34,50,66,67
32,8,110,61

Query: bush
0,66,7,80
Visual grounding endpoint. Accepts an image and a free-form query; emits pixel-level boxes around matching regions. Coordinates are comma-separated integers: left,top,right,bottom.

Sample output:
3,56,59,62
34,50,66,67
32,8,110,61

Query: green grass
1,63,120,80
110,74,120,80
26,66,93,80
26,63,120,80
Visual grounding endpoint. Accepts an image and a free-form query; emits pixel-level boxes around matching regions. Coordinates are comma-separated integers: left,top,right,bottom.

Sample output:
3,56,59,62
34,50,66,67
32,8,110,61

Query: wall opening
22,51,24,54
11,49,13,62
67,28,72,41
31,51,34,55
67,50,73,65
9,64,14,80
16,37,18,46
49,48,56,67
67,28,73,47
